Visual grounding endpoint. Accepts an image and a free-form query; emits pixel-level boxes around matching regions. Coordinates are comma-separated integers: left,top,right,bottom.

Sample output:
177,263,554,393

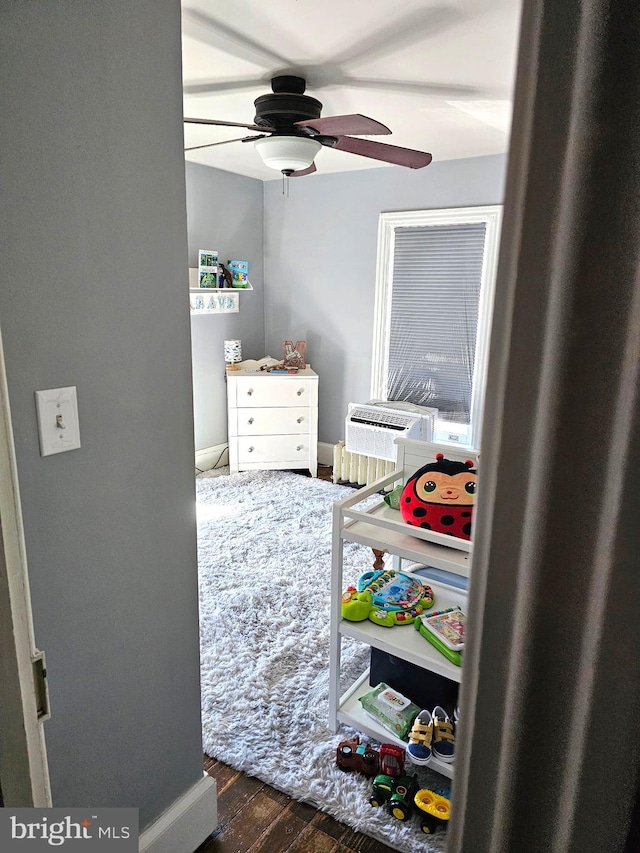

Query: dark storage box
369,648,459,716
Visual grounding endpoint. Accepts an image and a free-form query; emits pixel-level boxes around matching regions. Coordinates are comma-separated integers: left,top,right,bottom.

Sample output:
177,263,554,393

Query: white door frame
0,323,52,806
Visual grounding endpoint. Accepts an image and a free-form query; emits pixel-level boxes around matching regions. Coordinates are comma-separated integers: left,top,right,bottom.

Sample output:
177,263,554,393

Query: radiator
332,440,396,487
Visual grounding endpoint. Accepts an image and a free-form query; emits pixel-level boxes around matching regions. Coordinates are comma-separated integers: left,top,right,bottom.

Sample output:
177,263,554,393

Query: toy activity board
414,607,466,666
420,607,466,650
341,569,435,628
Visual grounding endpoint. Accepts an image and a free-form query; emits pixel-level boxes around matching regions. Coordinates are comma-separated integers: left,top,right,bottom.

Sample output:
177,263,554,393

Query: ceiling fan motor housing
254,76,322,136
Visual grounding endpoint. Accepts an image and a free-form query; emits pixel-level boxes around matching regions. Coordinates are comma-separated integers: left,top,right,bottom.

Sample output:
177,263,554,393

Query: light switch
35,386,81,456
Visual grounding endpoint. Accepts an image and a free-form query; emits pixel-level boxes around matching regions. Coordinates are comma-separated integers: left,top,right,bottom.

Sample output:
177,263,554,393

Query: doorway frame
0,324,51,806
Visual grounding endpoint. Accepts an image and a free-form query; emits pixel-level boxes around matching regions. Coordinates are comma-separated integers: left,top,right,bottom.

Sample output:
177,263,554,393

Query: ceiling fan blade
184,117,274,133
295,114,391,136
330,136,432,169
182,10,291,69
345,77,485,98
329,7,463,68
184,135,266,153
290,163,317,178
183,77,269,97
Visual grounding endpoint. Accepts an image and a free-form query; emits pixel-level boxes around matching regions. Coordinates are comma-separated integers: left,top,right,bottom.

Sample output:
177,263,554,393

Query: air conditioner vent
345,402,437,462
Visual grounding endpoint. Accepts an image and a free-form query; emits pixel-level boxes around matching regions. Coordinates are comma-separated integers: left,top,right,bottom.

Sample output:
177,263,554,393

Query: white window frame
371,204,503,451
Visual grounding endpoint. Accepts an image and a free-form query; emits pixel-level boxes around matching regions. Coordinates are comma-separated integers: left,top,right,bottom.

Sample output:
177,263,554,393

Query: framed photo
282,340,306,369
198,249,218,271
199,271,218,288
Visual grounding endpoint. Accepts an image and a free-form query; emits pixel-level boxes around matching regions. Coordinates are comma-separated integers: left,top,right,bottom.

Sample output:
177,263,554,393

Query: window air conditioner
345,402,437,462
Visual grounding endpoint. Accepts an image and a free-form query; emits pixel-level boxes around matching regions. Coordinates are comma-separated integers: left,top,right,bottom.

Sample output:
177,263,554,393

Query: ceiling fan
184,75,433,177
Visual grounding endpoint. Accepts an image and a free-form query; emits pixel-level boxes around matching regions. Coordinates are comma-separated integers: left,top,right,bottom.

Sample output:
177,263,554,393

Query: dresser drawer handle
296,389,304,396
247,446,254,453
296,445,303,451
297,416,304,423
248,417,255,424
246,389,253,396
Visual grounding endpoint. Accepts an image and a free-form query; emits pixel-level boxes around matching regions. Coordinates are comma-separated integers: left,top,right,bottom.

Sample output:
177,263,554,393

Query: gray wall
263,154,507,444
0,1,204,829
186,163,265,451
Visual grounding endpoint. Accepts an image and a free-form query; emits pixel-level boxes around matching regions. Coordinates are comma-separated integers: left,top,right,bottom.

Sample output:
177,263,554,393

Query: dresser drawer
237,435,311,464
234,406,314,436
234,376,318,408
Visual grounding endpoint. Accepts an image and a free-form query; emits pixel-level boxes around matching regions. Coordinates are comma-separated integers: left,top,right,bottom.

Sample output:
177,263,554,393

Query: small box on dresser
226,359,319,477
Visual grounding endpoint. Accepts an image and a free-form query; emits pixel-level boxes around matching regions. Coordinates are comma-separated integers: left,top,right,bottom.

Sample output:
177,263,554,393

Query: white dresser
226,359,318,477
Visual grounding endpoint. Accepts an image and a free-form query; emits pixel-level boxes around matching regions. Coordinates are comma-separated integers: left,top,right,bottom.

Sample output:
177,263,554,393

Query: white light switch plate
35,386,81,456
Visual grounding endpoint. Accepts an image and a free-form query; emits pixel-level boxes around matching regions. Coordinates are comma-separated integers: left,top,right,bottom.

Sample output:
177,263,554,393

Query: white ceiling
182,0,522,181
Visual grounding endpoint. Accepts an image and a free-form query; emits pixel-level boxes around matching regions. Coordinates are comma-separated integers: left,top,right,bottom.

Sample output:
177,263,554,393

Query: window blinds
387,222,487,422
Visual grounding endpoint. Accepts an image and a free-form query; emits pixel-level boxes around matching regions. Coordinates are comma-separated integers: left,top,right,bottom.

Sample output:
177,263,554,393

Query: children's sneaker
431,706,455,763
407,709,433,765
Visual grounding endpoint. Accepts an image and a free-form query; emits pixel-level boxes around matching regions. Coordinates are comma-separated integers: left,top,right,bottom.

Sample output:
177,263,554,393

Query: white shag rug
197,469,449,852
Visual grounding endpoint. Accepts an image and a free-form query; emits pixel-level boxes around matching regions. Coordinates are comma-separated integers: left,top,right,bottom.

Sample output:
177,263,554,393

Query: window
371,205,502,450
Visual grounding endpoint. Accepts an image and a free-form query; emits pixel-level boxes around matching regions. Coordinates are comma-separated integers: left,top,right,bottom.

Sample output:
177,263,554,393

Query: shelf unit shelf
189,284,253,292
339,578,465,682
342,515,471,577
338,671,454,779
343,498,472,554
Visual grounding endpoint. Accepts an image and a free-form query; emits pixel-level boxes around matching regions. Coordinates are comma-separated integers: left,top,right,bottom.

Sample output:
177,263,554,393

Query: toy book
199,271,218,288
419,607,466,650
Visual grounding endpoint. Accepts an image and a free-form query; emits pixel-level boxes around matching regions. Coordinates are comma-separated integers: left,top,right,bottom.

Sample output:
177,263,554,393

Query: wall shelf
189,284,253,292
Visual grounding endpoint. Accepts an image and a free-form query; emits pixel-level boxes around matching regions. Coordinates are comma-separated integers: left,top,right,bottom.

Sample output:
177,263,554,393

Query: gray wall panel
185,162,265,451
263,155,507,444
0,0,203,829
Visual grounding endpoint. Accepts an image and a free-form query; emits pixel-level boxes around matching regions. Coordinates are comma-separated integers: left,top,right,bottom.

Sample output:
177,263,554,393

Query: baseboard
139,773,217,853
195,443,228,472
317,441,335,467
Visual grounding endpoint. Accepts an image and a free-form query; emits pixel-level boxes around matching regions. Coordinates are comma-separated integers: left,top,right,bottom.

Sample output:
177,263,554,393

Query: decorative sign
190,290,239,314
282,340,306,368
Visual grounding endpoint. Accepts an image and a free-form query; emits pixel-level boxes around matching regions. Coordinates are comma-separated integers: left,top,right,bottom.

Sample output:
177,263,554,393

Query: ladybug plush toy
400,454,477,541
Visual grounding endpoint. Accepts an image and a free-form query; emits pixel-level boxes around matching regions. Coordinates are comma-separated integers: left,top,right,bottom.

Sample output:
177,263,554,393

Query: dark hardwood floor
198,756,396,853
316,464,335,483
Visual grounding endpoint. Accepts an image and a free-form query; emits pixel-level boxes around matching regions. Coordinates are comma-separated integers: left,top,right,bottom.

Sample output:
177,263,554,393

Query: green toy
383,484,403,509
414,611,463,666
370,772,419,820
341,569,434,628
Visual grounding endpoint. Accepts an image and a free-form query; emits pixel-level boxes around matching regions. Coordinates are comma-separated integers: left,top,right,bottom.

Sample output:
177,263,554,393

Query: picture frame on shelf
282,340,306,369
198,249,218,270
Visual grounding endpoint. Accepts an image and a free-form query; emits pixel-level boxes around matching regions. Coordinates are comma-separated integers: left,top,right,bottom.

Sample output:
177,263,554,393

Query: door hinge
31,650,51,722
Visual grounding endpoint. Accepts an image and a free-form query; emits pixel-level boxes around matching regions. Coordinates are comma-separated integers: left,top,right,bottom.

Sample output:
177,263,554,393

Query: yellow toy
413,788,451,834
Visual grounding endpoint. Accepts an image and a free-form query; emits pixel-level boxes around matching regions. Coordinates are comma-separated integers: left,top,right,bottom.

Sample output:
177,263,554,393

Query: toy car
413,788,451,834
370,772,418,820
378,743,404,777
370,773,395,808
336,737,379,777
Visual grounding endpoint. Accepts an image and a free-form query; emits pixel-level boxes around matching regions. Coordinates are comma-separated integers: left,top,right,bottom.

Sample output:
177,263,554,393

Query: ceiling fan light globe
254,136,321,172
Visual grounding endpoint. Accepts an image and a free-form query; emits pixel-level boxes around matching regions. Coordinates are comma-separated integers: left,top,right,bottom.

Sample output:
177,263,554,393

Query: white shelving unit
329,438,479,781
